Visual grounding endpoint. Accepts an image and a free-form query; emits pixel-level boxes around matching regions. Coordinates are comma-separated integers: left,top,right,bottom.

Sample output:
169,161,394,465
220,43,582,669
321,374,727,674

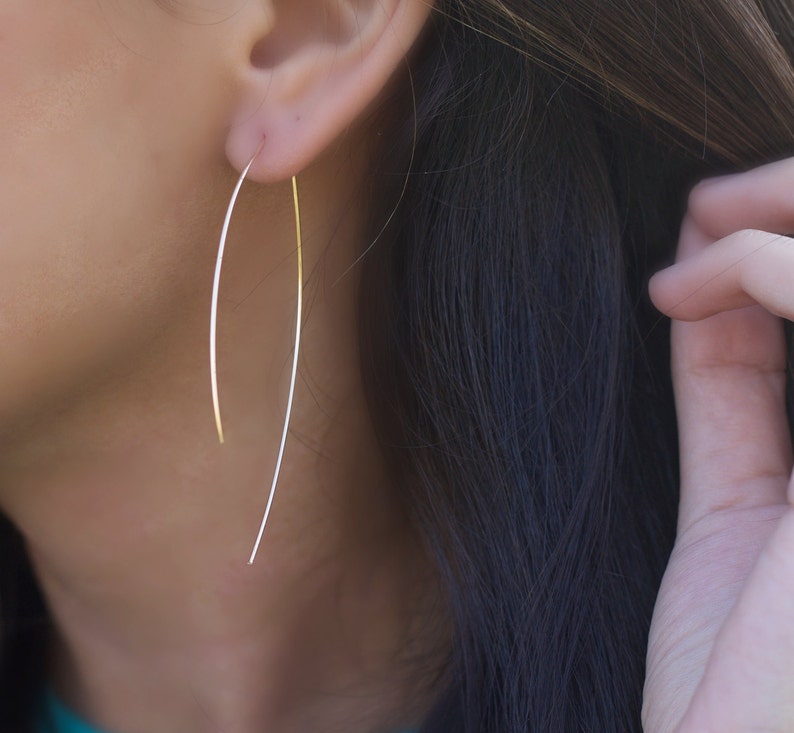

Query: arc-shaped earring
209,146,304,565
247,175,303,565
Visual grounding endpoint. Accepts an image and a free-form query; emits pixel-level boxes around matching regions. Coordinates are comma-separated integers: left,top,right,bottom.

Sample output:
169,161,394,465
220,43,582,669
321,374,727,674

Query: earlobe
225,0,433,183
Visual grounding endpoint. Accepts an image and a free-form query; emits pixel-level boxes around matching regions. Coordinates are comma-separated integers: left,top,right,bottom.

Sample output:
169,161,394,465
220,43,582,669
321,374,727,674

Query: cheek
0,0,231,428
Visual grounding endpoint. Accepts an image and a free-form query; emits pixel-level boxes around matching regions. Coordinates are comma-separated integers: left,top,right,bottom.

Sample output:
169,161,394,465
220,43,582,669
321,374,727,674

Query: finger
689,156,794,239
672,313,790,531
656,220,791,533
649,228,794,323
676,506,794,733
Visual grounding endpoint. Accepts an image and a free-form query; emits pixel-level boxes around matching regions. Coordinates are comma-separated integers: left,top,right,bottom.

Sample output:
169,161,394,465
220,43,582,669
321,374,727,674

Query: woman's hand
643,158,794,733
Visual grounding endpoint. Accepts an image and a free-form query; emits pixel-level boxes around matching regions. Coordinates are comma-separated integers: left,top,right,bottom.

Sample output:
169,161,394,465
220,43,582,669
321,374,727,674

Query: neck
0,147,444,733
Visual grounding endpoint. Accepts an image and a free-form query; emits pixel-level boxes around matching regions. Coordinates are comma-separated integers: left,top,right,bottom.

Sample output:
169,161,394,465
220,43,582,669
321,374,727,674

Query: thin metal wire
210,142,264,444
248,175,303,565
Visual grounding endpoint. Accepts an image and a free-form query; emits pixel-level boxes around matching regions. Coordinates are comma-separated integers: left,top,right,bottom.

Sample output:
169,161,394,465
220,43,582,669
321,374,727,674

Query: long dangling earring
210,146,304,566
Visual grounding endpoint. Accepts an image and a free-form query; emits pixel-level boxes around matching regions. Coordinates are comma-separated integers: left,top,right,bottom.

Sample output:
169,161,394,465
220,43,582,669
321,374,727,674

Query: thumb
650,215,791,534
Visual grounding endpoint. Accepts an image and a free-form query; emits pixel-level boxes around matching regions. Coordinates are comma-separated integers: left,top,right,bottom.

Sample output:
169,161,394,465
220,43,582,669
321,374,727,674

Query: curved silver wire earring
210,145,304,566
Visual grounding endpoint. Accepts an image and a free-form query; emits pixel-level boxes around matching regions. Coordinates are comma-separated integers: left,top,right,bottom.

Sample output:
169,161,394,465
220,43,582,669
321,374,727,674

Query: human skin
647,160,794,732
0,1,439,732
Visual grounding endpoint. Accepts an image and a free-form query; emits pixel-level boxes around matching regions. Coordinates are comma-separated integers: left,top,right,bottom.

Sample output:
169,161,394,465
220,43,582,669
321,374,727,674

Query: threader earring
210,144,304,566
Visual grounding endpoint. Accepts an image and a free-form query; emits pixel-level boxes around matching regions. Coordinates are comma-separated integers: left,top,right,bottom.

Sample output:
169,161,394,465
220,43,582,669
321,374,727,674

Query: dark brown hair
360,0,794,730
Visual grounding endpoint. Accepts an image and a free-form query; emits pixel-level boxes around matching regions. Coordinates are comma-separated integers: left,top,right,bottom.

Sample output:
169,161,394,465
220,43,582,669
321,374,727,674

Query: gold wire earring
210,145,304,566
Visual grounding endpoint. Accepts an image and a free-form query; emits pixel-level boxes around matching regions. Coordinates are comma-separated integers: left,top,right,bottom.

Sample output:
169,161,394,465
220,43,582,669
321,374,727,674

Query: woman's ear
225,0,433,182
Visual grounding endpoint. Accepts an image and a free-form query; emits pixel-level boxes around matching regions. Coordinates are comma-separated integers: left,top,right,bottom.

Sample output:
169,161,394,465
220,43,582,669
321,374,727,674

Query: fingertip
690,173,732,193
687,177,730,232
648,267,674,315
687,158,794,239
677,214,713,261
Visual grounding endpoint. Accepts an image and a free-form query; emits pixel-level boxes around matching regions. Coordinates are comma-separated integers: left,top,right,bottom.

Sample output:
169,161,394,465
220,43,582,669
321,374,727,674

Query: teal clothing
36,689,419,733
37,690,104,733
